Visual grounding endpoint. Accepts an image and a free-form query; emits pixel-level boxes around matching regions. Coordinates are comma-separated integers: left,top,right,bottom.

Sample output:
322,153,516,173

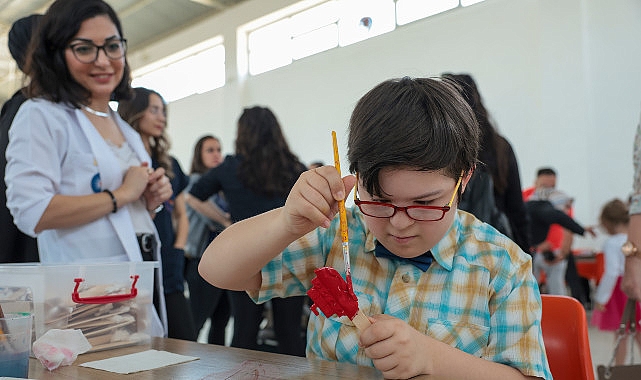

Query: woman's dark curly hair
235,106,305,197
25,0,132,106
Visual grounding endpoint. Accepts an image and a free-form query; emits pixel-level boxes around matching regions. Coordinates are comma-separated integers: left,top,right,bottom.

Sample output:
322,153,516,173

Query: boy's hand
359,314,431,379
282,166,356,235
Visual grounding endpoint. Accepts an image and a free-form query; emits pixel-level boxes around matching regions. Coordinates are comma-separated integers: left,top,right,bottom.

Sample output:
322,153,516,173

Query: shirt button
401,273,410,283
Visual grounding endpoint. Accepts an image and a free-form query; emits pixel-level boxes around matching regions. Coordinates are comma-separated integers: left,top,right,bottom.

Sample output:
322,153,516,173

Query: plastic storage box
0,262,157,352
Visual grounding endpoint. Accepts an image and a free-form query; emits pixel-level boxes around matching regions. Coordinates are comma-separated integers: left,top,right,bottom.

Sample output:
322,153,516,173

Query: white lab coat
5,98,167,335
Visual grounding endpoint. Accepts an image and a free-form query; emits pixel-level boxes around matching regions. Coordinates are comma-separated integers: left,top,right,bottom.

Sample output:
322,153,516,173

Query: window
338,0,395,47
396,0,458,25
132,37,225,103
242,0,487,76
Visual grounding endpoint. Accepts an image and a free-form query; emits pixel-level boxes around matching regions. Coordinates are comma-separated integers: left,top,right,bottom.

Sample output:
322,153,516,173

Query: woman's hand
281,166,356,237
143,167,172,211
359,314,431,379
115,165,152,205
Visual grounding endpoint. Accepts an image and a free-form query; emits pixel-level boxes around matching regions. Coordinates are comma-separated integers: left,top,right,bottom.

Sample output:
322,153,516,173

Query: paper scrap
80,349,198,374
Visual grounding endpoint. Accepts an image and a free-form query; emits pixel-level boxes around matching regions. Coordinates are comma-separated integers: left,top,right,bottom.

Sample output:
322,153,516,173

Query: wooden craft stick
351,310,371,331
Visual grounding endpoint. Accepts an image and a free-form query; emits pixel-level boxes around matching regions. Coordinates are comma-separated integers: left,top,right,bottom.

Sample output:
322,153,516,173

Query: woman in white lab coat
5,0,171,333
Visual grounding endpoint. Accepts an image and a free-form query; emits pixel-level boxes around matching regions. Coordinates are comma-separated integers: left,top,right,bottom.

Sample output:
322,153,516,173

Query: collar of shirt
361,209,463,272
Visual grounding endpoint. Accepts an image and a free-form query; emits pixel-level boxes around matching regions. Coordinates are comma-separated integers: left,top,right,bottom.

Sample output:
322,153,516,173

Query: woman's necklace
83,105,110,118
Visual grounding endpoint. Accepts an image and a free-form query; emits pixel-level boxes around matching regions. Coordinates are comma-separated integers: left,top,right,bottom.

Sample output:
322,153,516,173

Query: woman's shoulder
18,98,73,113
13,99,76,132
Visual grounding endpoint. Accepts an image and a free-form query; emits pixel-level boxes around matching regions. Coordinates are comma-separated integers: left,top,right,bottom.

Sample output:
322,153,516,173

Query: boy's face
358,167,462,259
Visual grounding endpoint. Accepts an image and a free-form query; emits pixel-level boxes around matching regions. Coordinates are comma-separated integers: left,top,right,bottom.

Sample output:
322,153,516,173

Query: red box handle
72,275,139,304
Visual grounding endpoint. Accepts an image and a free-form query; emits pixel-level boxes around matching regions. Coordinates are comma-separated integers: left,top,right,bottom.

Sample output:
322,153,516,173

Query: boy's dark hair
347,76,480,197
25,0,132,106
536,167,556,177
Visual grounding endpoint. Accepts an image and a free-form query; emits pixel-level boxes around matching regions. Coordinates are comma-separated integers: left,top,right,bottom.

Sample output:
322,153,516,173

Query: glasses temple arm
447,172,464,207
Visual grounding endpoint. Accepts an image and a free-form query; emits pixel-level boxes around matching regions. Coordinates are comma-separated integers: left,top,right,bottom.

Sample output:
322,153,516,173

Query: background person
4,0,171,335
118,86,196,341
623,107,641,300
590,198,641,365
443,73,530,252
184,135,232,344
0,14,42,263
188,106,307,356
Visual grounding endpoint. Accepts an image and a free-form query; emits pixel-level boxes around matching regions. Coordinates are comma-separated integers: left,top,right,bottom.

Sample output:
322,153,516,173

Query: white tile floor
587,311,616,378
586,308,641,378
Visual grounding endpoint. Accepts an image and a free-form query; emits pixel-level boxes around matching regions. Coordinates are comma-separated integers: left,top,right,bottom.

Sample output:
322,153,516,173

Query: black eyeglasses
353,172,463,222
68,38,127,64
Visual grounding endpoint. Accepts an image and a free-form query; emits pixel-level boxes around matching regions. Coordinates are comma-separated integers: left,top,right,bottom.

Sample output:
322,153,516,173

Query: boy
199,77,551,379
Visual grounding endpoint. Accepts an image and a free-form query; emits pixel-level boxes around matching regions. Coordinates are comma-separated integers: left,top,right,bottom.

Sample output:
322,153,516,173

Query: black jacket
0,89,39,263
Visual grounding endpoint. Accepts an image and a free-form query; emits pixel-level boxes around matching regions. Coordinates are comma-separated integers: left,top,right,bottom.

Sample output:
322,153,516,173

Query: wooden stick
351,310,371,331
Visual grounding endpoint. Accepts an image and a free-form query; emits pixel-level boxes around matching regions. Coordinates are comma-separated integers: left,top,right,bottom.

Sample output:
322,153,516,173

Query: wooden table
28,337,386,379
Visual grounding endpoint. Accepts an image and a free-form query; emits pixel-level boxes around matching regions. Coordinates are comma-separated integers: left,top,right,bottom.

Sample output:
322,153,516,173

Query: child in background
591,198,641,365
198,77,551,379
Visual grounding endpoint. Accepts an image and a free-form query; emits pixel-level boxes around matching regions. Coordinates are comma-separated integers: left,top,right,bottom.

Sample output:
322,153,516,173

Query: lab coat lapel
74,108,143,262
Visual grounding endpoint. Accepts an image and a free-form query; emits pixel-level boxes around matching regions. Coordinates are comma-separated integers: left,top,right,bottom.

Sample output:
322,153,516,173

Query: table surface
28,337,389,379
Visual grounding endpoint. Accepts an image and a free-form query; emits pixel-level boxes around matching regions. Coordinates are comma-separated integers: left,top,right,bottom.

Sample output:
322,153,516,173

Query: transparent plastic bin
0,262,157,352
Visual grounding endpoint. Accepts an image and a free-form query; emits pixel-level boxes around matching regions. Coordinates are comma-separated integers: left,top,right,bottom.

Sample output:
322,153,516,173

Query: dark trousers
565,254,591,307
184,257,230,345
164,291,197,341
0,215,38,263
228,290,305,356
140,237,196,341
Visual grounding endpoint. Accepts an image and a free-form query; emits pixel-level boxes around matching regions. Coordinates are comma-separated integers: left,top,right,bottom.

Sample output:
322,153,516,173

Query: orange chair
574,251,605,285
540,294,595,380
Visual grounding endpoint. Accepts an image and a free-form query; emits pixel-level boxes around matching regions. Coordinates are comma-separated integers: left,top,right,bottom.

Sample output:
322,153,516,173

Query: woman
5,0,171,334
188,106,306,356
184,135,232,344
443,73,530,252
118,87,197,341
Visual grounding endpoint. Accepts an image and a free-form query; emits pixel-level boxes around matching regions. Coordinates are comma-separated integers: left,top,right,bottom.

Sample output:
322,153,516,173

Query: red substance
307,267,358,319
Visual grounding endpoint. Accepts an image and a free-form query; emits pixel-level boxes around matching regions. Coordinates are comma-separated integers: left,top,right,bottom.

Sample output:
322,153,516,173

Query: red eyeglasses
353,173,463,222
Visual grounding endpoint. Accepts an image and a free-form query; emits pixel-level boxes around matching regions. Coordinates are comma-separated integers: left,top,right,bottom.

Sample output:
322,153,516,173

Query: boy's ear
460,167,475,193
342,174,357,201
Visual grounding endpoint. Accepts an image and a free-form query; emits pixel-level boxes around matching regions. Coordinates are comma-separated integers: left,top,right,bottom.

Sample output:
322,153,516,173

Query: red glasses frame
353,172,463,222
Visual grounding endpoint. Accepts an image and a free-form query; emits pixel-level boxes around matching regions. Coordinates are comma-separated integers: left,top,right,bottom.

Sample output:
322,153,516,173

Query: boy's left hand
359,314,431,379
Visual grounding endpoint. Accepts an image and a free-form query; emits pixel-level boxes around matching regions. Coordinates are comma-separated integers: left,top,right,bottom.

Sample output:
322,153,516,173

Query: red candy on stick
307,267,371,330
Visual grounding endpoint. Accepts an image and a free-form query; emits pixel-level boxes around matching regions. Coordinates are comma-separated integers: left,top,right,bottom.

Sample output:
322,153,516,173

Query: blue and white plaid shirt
251,208,552,379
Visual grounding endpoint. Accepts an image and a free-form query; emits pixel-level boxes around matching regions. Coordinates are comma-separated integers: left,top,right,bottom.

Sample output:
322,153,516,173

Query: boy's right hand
282,165,356,236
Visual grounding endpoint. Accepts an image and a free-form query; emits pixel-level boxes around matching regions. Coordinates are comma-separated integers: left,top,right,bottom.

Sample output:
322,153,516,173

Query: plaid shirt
252,208,552,379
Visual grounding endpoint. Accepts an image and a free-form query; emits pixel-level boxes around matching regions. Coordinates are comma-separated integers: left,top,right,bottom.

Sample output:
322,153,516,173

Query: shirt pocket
427,319,490,357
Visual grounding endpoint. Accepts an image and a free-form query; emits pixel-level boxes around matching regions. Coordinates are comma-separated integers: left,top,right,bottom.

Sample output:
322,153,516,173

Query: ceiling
0,0,250,103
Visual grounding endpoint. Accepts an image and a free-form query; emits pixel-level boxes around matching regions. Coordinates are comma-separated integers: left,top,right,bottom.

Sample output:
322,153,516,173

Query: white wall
129,0,641,250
